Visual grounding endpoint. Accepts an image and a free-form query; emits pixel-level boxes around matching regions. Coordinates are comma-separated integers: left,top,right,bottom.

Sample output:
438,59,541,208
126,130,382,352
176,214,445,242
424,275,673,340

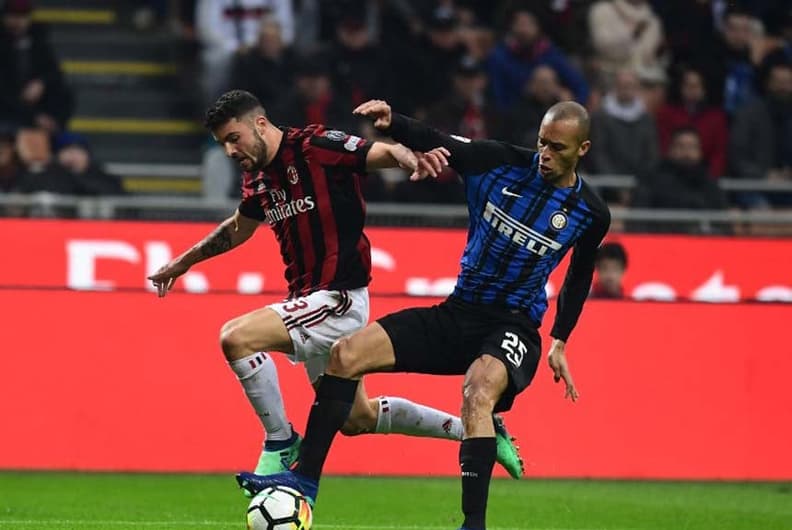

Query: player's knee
462,378,499,415
328,337,362,377
219,320,246,360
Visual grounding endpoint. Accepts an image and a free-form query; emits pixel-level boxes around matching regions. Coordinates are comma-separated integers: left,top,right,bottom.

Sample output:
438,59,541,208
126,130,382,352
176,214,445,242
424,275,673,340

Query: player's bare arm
366,141,450,181
547,338,578,402
147,209,259,297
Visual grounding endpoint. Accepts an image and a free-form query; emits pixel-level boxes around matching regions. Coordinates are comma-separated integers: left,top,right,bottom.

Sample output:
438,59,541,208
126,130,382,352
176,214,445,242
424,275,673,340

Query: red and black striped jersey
238,124,373,298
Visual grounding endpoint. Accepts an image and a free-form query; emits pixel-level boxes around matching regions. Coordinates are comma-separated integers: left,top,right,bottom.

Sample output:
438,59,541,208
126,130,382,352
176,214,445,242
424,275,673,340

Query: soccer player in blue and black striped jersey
238,99,611,530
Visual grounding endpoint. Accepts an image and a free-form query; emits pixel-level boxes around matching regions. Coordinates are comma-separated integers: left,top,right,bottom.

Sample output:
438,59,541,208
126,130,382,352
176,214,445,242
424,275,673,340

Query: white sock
375,396,463,441
229,352,292,443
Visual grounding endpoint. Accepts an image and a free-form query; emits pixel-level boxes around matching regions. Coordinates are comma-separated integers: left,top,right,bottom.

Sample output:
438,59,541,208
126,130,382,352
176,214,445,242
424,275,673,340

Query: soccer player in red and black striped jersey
148,90,524,486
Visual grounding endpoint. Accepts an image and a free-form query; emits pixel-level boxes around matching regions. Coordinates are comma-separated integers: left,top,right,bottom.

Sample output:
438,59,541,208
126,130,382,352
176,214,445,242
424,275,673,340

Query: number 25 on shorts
501,332,527,367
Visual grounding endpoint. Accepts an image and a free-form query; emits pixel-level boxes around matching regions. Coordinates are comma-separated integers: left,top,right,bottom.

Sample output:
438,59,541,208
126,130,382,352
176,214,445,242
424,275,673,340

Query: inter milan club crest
287,165,299,185
550,211,568,231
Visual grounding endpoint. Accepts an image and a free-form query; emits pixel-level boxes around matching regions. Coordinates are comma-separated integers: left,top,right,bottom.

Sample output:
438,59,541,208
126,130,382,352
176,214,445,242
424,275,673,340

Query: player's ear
578,140,591,158
253,114,268,134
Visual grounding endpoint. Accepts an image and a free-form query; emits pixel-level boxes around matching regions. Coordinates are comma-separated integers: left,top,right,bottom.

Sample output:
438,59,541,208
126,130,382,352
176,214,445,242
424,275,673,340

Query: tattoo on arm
199,224,233,258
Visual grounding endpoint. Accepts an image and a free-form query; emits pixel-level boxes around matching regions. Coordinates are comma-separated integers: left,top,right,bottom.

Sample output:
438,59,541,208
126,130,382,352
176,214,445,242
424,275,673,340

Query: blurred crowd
192,0,792,213
1,0,790,218
0,0,123,197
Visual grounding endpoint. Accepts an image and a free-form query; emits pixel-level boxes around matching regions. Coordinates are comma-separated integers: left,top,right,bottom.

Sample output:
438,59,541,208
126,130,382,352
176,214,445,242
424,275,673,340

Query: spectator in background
195,0,294,104
656,67,728,178
269,54,357,133
0,126,21,192
55,132,125,196
530,0,597,56
730,61,792,208
636,64,668,115
327,12,392,110
590,241,628,299
650,0,716,66
396,8,467,113
590,68,658,205
488,6,589,110
231,16,295,110
425,56,497,141
688,7,761,115
15,128,78,194
407,55,495,205
502,65,566,148
0,0,74,132
758,8,791,78
588,0,668,87
632,127,729,217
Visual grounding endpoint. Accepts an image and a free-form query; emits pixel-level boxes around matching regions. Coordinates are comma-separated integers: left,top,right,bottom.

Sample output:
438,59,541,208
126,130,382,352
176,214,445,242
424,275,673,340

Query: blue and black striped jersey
387,114,610,341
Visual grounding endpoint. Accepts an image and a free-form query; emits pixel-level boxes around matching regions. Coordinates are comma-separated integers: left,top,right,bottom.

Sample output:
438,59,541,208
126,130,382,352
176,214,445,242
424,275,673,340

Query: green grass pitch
0,472,790,529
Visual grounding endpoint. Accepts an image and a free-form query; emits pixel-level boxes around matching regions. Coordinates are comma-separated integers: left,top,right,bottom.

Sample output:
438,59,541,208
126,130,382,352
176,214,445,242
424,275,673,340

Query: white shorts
269,287,369,382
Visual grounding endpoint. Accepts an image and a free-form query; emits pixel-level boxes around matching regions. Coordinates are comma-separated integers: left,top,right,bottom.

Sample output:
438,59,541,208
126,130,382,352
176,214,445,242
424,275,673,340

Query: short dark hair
204,90,265,130
596,242,628,269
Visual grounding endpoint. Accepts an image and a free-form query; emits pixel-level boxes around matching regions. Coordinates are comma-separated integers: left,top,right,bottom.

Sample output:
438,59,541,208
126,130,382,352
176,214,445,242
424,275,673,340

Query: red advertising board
0,219,791,302
0,291,791,479
1,219,791,479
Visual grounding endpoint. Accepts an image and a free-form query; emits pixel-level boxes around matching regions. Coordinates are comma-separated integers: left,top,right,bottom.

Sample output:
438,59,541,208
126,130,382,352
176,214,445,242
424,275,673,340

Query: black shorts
378,296,541,412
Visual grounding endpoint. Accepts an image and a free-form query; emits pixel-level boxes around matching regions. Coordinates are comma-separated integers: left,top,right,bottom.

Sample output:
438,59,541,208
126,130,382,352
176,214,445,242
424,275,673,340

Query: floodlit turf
0,472,790,530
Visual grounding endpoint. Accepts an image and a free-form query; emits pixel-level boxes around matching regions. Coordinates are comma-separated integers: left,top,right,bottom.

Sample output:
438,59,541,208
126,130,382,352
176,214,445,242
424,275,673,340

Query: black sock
459,437,496,530
295,375,358,481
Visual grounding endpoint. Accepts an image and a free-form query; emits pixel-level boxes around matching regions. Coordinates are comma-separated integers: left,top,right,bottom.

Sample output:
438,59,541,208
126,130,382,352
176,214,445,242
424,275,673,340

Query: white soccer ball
246,485,313,530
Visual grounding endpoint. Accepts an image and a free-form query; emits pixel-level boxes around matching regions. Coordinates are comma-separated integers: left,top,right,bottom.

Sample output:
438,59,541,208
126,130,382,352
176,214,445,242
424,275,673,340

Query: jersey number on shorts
501,332,527,367
282,300,309,313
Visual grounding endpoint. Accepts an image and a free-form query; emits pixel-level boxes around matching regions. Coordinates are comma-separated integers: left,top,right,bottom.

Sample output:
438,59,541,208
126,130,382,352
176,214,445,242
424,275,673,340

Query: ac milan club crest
287,165,299,185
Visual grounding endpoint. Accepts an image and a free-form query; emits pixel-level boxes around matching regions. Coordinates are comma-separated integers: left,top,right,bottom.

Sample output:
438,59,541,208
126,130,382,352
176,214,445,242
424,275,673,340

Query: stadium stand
1,0,790,234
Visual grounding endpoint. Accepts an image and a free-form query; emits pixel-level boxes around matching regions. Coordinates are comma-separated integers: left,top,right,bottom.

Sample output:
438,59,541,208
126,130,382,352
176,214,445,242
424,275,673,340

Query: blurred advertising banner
1,290,790,479
0,219,791,302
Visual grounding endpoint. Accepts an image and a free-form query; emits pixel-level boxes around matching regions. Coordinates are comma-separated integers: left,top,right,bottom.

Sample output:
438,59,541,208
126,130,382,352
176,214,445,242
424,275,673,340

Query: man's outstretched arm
147,210,259,297
355,99,531,176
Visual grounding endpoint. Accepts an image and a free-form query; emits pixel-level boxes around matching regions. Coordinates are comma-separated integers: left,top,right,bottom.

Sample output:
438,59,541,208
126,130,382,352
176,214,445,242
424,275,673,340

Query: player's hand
410,147,451,181
353,99,392,130
147,260,190,298
547,340,579,402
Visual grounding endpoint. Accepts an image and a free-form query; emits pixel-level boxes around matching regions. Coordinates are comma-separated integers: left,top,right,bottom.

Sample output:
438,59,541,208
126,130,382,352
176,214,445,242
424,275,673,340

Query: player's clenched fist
353,99,392,130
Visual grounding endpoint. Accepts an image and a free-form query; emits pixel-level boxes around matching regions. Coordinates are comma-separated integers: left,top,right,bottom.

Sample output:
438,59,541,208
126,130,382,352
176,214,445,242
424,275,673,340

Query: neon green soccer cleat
494,415,524,479
255,435,302,475
243,433,302,497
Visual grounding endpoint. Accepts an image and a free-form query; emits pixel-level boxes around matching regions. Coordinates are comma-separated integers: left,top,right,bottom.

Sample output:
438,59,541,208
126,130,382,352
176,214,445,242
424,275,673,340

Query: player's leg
457,325,541,530
294,322,397,482
220,307,300,474
339,381,463,440
458,355,509,530
236,302,469,502
237,321,397,503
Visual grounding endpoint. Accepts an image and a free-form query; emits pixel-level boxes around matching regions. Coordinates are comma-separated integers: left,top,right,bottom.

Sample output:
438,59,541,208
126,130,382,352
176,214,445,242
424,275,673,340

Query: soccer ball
246,485,312,530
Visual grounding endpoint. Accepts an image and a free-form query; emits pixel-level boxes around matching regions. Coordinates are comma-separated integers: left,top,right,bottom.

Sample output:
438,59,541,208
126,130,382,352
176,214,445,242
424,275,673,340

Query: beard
245,135,269,172
235,135,269,173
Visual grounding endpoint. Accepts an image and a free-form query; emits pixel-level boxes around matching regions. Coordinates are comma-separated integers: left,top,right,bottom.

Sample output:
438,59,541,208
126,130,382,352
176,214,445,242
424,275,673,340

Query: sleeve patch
323,130,347,141
344,135,362,151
